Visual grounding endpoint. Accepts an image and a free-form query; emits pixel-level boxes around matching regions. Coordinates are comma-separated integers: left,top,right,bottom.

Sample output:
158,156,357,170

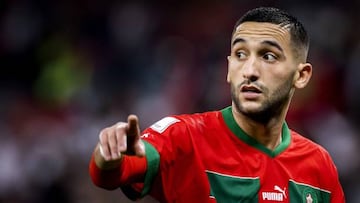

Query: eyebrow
232,38,245,46
261,40,283,52
232,38,284,53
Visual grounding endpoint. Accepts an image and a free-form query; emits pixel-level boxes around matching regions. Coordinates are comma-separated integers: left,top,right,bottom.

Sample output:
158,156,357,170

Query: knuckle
99,127,112,138
99,130,107,141
116,122,127,129
100,127,110,135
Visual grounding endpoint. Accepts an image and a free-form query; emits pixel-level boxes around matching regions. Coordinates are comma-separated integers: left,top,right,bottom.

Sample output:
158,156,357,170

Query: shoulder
284,131,345,200
143,109,222,138
149,109,222,131
142,110,223,146
173,110,223,128
290,130,334,163
173,109,222,122
289,130,340,184
141,110,223,161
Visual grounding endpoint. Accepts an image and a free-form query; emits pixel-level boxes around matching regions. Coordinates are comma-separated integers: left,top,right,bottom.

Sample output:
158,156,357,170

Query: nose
242,56,260,82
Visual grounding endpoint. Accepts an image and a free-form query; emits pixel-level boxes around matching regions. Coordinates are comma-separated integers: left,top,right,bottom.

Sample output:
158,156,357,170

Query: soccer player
89,7,345,202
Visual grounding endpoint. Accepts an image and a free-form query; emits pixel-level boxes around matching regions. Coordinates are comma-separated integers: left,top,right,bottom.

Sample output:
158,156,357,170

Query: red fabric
89,154,147,190
137,109,344,202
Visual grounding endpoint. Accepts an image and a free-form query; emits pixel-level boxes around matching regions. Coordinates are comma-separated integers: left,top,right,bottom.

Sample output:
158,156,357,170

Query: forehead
232,22,291,47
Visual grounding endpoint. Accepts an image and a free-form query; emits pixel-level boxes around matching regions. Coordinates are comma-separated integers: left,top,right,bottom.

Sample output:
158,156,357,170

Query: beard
231,75,294,124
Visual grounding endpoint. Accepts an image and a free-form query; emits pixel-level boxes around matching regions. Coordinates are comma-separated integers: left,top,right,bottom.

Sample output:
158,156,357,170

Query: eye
236,51,247,59
263,53,277,62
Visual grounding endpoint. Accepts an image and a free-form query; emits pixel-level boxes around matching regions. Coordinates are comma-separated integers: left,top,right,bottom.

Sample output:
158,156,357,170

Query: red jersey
120,107,345,202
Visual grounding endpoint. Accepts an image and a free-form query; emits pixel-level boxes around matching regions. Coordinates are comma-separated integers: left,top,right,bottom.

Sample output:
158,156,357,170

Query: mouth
240,85,262,93
239,85,262,100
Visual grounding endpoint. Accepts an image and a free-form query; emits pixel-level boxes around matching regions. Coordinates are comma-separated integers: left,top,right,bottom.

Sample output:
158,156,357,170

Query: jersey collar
221,106,291,157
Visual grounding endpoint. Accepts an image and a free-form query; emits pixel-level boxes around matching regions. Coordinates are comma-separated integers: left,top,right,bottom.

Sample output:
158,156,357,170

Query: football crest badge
303,189,317,203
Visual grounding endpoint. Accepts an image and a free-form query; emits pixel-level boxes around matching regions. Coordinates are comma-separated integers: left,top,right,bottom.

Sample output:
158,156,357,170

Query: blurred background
0,0,359,202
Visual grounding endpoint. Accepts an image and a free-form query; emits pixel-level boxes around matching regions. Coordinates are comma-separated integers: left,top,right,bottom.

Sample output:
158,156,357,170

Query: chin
238,106,264,116
242,108,263,116
240,102,262,112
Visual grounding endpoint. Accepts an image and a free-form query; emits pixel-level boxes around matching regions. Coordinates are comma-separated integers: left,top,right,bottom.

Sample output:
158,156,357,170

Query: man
89,7,345,202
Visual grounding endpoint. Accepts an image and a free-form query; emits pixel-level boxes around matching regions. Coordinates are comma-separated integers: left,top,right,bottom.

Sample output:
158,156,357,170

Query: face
227,22,311,121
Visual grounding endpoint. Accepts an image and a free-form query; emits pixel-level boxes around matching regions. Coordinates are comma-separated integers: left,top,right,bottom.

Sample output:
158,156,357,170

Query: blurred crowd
0,0,359,202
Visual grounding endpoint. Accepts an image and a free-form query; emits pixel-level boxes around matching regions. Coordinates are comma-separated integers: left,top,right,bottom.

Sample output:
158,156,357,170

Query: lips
240,85,262,100
240,85,262,93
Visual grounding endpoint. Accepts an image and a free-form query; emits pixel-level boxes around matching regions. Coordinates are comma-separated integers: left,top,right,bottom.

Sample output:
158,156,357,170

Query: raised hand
98,115,145,161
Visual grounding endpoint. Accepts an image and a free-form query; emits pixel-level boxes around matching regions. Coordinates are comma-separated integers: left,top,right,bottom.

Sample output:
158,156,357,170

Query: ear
294,62,312,89
226,56,231,83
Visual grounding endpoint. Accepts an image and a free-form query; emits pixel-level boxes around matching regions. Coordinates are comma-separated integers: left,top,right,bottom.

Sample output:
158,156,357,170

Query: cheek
227,68,233,78
227,61,242,82
262,72,293,92
265,66,294,83
268,72,295,93
227,70,242,86
227,66,236,83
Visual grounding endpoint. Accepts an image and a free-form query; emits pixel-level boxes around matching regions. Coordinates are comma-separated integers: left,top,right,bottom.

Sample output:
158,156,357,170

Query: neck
231,103,288,151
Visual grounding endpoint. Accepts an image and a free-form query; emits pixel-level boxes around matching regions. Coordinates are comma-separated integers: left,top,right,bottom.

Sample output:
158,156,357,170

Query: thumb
126,114,145,157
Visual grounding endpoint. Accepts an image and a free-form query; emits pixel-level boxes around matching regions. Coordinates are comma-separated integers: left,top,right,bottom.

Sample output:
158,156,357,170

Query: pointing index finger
127,114,140,137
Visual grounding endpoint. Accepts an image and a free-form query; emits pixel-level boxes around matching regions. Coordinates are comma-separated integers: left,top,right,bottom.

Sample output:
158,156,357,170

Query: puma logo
274,185,286,198
262,185,287,201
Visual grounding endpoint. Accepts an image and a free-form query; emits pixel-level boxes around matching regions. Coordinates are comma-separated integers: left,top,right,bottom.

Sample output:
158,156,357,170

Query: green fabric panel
289,180,331,203
206,170,259,203
141,141,160,197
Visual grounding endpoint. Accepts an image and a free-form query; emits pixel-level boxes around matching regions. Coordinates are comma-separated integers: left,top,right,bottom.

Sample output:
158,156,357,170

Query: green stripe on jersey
289,180,331,203
221,106,291,157
141,141,160,197
206,170,259,203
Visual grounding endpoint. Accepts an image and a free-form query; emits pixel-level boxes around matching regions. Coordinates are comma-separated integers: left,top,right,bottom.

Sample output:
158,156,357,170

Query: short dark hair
233,7,309,61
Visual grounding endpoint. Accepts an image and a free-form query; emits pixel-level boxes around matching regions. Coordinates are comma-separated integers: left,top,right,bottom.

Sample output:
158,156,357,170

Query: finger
127,114,140,137
126,115,140,155
108,128,119,159
127,115,145,157
99,130,111,160
116,124,127,153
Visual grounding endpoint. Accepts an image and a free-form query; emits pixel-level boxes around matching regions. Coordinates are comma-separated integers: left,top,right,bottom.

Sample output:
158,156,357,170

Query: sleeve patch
150,117,180,133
